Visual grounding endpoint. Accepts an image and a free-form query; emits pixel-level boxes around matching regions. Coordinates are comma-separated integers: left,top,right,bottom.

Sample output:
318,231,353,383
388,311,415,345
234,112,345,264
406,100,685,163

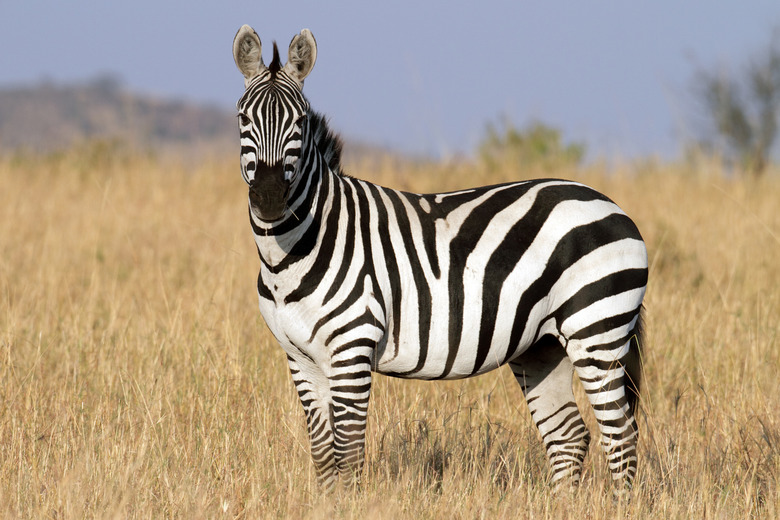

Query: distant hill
0,76,237,155
0,76,398,164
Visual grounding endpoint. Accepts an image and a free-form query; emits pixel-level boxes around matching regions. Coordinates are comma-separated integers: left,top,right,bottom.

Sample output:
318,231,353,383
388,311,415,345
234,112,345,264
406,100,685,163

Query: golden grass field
1,144,778,518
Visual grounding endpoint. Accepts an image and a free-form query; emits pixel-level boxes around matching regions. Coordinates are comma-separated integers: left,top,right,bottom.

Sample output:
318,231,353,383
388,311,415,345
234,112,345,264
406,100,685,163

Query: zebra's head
233,25,317,222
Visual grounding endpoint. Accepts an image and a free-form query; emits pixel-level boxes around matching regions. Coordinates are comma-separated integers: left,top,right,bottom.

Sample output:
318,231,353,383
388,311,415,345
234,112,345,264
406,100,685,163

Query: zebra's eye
238,113,252,127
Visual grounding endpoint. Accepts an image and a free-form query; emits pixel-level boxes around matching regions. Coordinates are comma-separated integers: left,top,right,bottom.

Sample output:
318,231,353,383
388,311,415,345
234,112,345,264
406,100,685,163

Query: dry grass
1,145,778,518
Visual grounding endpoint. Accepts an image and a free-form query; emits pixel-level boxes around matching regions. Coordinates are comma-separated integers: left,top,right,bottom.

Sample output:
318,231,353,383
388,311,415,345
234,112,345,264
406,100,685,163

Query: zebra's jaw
248,161,290,222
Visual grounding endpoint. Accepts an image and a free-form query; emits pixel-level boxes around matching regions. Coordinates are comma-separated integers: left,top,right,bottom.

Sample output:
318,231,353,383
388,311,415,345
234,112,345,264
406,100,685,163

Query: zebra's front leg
329,343,373,487
287,355,338,489
287,344,373,490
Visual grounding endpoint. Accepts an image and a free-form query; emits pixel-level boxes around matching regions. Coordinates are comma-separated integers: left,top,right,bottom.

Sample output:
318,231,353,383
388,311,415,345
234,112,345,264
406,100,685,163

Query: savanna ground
1,143,778,519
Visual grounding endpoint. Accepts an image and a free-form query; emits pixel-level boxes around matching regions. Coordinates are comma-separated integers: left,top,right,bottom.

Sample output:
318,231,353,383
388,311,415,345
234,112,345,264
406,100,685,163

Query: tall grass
1,146,778,518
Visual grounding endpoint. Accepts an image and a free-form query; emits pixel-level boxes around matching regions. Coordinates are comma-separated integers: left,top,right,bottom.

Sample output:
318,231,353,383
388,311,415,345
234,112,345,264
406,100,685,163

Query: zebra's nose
248,161,290,222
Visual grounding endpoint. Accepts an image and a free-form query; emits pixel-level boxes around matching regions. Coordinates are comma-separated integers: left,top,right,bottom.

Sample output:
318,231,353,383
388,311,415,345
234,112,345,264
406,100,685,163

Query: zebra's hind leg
510,335,591,488
566,329,641,492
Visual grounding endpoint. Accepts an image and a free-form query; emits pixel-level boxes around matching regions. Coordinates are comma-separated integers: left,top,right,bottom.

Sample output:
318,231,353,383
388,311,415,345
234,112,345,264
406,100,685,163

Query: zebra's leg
329,344,373,488
566,332,640,491
286,355,338,490
509,335,591,487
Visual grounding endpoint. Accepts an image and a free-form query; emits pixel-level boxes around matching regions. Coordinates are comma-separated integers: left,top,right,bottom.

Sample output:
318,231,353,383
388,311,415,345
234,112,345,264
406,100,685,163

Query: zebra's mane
307,110,344,176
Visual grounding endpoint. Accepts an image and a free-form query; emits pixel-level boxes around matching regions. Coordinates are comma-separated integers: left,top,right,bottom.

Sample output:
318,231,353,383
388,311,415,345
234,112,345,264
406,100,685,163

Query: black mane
268,42,282,74
307,111,344,176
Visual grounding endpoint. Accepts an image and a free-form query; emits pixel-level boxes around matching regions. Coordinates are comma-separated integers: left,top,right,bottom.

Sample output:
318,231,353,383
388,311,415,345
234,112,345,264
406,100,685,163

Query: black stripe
256,269,273,301
333,355,372,368
404,192,441,279
583,334,634,353
332,394,370,408
322,180,357,303
569,307,642,341
384,190,432,376
330,383,372,394
551,269,648,329
356,182,386,324
331,337,377,359
366,183,402,358
330,370,371,381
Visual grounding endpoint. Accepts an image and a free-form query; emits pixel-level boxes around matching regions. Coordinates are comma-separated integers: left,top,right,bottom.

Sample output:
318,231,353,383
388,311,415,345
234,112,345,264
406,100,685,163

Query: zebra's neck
250,110,343,270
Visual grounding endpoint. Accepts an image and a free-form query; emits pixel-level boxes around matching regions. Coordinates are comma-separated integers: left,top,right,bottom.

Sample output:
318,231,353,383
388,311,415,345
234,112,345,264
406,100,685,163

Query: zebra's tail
625,306,645,415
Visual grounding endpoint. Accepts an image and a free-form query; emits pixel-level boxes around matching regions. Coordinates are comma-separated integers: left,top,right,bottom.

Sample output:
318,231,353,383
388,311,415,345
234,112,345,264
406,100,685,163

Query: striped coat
234,25,647,491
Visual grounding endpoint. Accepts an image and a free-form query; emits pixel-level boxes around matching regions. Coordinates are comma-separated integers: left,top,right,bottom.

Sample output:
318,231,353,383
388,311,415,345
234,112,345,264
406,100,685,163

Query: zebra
232,25,648,492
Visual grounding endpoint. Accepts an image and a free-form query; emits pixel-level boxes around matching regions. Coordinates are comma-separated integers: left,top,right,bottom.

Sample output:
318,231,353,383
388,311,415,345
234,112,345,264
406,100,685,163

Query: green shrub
478,119,585,172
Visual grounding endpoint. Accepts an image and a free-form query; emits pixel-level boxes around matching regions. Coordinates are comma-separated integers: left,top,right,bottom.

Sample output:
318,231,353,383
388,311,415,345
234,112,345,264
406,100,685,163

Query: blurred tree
478,119,585,172
692,31,780,176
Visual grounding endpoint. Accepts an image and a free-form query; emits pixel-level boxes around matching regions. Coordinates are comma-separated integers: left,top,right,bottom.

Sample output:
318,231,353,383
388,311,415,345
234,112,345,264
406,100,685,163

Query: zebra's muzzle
248,161,290,222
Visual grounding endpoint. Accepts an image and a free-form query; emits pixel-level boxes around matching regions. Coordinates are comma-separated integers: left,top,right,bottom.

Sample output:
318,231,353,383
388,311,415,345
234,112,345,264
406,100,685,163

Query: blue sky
2,1,778,159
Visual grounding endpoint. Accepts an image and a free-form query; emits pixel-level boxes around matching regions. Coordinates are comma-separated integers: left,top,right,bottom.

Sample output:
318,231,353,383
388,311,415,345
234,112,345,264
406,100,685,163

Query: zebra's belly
373,305,548,380
374,326,517,380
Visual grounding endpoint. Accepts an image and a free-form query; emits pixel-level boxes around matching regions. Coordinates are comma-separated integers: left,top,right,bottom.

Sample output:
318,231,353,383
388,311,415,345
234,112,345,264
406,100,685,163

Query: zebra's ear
233,25,265,83
284,29,317,83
